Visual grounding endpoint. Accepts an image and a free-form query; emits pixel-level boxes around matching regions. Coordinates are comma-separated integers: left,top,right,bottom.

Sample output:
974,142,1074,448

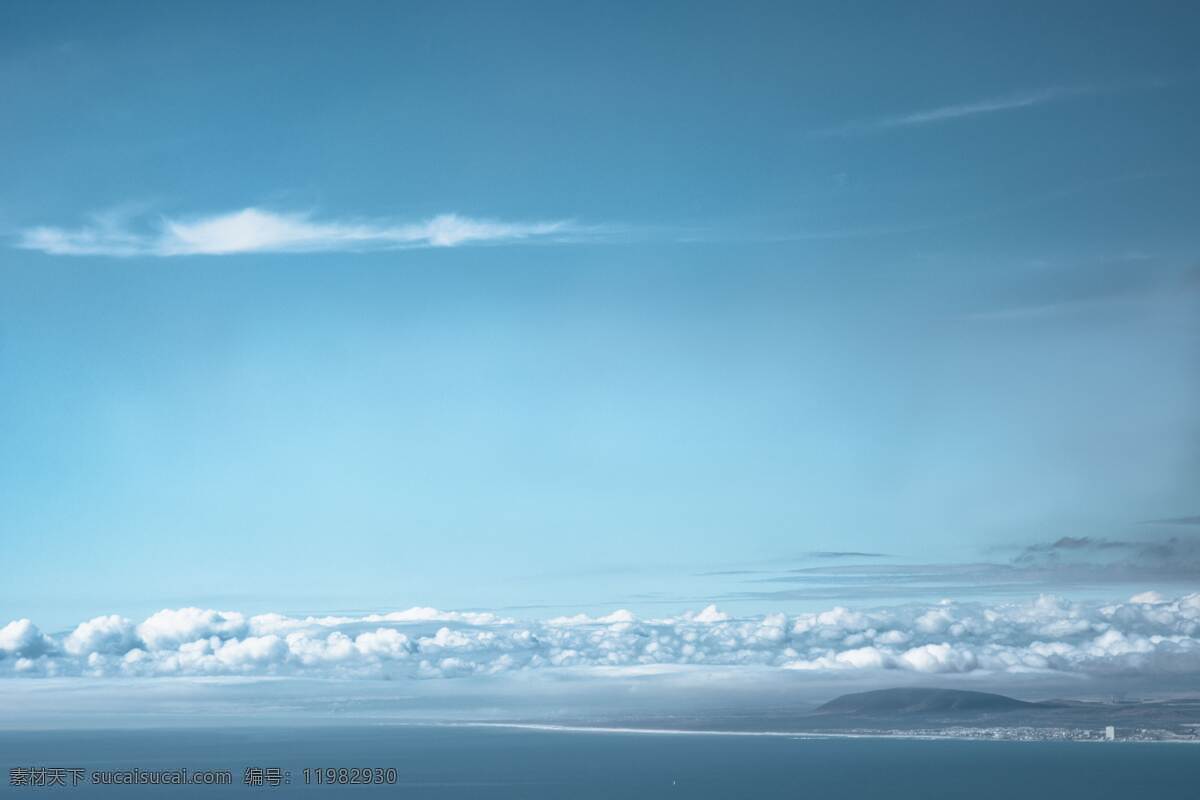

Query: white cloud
369,607,510,626
547,609,637,627
137,608,248,650
0,619,49,658
17,208,583,257
353,628,413,659
246,607,510,636
63,615,137,656
4,595,1200,680
691,604,731,624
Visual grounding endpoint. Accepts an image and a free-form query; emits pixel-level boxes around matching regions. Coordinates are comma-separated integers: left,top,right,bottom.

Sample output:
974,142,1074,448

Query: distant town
551,688,1200,744
792,688,1200,743
848,725,1200,743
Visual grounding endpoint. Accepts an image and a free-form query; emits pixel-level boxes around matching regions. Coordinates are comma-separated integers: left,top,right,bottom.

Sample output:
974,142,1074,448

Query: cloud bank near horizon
16,208,586,256
2,594,1199,683
723,532,1200,603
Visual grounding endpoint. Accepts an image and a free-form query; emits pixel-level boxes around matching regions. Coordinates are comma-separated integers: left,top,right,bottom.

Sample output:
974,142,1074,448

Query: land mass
814,687,1054,715
522,688,1200,743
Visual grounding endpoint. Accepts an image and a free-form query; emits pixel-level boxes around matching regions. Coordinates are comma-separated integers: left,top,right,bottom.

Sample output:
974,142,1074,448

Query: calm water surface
2,726,1196,798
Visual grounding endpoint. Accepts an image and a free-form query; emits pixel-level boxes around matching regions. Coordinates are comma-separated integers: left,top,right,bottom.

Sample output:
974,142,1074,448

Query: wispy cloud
16,207,590,257
813,85,1093,137
878,87,1077,128
694,570,766,577
1142,516,1200,526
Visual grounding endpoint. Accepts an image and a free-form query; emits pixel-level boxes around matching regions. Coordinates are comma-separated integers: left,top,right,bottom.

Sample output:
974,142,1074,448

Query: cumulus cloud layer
3,594,1200,682
17,208,583,256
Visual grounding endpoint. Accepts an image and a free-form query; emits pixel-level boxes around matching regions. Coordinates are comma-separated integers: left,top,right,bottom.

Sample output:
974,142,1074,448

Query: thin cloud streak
880,87,1072,127
812,85,1093,137
16,207,595,257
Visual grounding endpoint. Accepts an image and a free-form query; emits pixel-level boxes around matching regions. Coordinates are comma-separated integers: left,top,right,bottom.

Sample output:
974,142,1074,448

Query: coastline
445,721,1200,744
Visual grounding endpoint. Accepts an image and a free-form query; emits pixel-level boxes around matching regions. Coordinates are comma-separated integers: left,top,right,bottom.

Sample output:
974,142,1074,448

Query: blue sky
2,1,1199,629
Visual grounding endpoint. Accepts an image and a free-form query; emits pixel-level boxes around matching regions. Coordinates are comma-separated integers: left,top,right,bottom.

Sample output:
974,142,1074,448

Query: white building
1104,726,1116,741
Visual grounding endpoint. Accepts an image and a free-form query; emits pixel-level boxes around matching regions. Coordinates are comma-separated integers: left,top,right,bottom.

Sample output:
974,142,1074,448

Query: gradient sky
2,1,1199,628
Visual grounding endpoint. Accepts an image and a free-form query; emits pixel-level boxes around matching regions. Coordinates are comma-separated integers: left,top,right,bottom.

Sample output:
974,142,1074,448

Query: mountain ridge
815,687,1057,715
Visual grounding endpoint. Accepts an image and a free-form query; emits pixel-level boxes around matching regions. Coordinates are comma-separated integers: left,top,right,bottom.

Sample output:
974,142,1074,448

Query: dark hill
816,688,1049,715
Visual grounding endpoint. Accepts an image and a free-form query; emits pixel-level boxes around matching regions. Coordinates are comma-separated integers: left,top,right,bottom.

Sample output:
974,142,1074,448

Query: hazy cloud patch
1011,535,1200,574
726,534,1200,602
1142,516,1200,526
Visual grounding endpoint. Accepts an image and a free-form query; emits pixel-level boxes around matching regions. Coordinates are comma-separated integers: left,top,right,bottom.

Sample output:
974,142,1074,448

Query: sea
2,725,1196,798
